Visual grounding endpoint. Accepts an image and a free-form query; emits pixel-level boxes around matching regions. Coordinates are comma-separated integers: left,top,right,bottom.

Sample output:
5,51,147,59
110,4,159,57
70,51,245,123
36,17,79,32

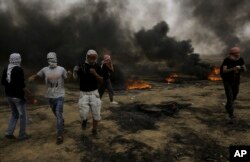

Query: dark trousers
223,81,239,118
99,79,114,102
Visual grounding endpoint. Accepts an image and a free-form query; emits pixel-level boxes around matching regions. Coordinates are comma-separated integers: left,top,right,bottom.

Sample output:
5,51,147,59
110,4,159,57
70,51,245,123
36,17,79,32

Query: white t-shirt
37,66,67,98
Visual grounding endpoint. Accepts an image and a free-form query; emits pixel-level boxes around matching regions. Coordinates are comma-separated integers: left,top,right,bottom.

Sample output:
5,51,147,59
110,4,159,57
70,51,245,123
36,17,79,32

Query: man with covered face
99,53,118,104
29,52,71,144
1,53,30,140
220,47,247,123
73,49,103,139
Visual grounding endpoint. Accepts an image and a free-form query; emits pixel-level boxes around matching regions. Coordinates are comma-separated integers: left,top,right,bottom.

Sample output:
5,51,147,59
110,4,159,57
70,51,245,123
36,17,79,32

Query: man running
220,47,247,123
73,49,103,139
29,52,71,144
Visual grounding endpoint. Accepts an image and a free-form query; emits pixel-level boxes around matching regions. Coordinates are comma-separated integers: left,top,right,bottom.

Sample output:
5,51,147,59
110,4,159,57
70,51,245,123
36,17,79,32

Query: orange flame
208,67,222,81
127,80,152,90
165,73,178,84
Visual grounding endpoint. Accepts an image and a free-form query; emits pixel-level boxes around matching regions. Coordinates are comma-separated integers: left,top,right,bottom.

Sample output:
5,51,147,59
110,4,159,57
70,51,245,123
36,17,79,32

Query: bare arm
64,70,72,82
106,62,114,72
73,66,79,79
241,65,247,72
223,66,240,73
28,74,40,82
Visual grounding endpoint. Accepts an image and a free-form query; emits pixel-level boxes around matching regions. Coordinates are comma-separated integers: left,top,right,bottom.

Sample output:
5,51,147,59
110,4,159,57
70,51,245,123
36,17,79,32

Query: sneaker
5,134,16,139
81,120,88,130
56,135,64,145
18,134,31,141
111,101,119,105
92,130,100,139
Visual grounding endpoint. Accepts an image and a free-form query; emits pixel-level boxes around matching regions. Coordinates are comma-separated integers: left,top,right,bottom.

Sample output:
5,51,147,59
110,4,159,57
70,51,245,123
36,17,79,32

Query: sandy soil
0,74,249,162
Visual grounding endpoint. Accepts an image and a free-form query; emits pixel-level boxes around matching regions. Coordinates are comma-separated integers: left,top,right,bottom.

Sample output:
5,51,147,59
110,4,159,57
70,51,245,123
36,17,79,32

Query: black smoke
182,0,250,57
0,0,211,81
135,21,210,79
0,0,135,68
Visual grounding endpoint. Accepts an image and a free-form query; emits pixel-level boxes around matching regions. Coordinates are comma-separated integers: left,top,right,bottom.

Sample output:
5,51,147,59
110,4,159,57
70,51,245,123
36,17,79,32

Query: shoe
92,130,100,139
18,134,31,141
5,134,16,139
227,116,235,124
111,101,119,105
229,114,235,119
81,120,88,130
56,135,64,145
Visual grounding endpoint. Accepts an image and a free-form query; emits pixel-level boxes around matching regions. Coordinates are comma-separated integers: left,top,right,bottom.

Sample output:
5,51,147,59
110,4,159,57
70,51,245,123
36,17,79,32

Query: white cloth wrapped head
85,49,98,65
47,52,57,68
6,53,22,83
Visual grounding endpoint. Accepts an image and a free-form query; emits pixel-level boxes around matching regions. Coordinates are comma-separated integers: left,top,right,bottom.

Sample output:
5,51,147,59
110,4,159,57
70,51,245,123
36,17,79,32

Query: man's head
9,53,21,65
229,47,241,60
103,54,111,64
86,49,98,65
47,52,57,68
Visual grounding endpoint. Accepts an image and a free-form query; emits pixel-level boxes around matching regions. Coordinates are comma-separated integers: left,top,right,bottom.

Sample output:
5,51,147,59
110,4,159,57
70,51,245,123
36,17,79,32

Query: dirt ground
0,67,249,162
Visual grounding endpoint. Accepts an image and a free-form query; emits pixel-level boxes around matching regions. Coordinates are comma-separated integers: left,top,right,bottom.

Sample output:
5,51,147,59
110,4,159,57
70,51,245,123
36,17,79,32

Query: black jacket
1,66,26,100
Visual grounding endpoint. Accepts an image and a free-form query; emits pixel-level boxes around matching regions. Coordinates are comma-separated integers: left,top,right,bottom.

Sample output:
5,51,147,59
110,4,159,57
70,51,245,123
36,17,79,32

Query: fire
208,67,222,81
126,79,152,90
165,73,178,84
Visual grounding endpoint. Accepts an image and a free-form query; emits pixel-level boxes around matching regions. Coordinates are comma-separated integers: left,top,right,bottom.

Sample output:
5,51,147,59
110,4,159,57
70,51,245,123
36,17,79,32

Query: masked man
29,52,71,144
73,49,103,139
220,47,247,123
98,54,118,104
1,53,30,140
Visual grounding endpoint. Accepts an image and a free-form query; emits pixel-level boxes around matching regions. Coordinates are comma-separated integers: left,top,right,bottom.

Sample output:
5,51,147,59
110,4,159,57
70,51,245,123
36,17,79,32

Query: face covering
85,49,98,65
101,54,111,68
47,52,58,68
6,53,21,83
229,55,240,61
229,47,241,61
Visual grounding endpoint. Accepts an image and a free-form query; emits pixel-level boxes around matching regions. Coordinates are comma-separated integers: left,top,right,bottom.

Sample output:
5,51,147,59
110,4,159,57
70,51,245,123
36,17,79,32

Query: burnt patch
171,130,228,162
187,106,250,132
108,102,191,133
76,135,175,162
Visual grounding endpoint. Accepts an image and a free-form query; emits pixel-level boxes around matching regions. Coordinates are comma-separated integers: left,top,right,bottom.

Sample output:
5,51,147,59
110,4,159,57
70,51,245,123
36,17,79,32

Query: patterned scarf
6,53,21,83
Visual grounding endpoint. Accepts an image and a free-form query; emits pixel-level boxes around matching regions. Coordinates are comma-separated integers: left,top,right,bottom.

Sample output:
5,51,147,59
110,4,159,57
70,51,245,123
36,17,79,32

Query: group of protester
1,49,117,144
0,46,247,144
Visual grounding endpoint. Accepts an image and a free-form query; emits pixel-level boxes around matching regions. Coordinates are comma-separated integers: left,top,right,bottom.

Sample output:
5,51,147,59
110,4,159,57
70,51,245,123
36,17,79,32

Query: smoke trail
0,0,135,67
179,0,250,57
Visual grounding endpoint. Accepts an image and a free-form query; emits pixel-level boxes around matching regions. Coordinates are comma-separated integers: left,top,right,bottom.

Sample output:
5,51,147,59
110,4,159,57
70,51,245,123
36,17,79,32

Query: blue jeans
49,97,64,136
6,97,27,138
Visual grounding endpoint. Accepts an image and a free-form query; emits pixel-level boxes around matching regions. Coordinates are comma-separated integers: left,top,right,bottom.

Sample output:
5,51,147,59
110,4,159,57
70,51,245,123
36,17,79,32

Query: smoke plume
180,0,250,57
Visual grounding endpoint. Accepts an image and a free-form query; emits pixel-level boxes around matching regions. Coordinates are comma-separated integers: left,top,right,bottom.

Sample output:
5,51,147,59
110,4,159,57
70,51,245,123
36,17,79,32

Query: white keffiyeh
47,52,58,68
6,53,21,83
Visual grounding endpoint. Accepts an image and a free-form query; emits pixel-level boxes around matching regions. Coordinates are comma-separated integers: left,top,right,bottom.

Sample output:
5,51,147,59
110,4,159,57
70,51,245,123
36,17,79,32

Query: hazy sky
1,0,250,55
45,0,250,55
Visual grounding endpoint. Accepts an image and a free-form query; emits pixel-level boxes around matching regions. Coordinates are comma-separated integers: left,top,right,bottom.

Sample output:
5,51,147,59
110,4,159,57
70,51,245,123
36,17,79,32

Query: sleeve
222,58,228,66
37,68,45,78
62,68,68,79
16,67,26,89
104,64,111,72
240,58,245,66
96,65,103,76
